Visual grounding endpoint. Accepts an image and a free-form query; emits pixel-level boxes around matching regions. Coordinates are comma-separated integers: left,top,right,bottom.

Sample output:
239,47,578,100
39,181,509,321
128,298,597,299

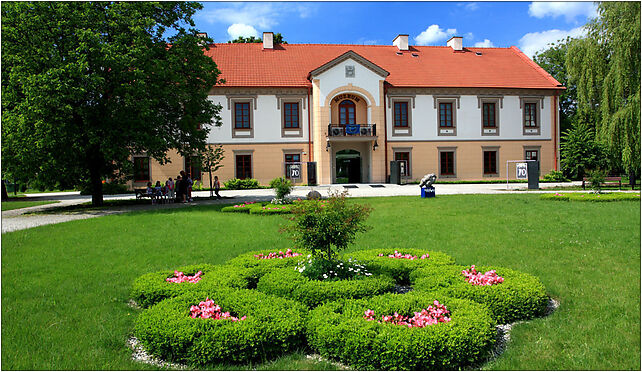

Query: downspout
383,85,389,181
307,86,313,162
553,93,558,171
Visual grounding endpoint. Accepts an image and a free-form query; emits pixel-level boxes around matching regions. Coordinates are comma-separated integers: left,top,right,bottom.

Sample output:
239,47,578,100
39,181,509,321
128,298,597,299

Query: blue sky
193,1,597,57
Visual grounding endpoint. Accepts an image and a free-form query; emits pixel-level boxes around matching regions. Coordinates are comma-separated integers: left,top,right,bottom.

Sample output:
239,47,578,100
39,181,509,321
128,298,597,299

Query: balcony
327,124,376,138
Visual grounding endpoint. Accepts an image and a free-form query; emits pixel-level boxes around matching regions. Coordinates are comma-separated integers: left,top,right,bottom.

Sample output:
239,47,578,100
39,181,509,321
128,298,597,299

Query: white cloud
474,39,495,48
414,25,458,45
227,23,259,40
528,2,598,22
465,2,479,11
518,27,586,58
197,3,317,29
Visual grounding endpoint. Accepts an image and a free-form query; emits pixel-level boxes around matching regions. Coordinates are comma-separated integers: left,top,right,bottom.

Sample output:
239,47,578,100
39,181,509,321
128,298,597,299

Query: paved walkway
3,181,634,233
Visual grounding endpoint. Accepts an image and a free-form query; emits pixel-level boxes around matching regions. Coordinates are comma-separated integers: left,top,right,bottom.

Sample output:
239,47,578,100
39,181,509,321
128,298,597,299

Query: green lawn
1,200,58,211
1,195,640,370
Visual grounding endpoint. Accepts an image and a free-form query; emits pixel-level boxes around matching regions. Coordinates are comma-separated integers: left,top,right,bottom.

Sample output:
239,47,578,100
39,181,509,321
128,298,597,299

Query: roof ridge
509,46,563,87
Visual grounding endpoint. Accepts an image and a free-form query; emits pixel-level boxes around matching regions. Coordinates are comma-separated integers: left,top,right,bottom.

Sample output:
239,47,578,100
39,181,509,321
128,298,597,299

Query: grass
1,194,640,370
1,200,59,211
540,192,641,202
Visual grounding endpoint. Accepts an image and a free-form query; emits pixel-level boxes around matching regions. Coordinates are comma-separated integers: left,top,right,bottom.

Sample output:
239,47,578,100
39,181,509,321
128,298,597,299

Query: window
394,102,408,127
482,102,496,128
439,102,453,127
440,151,455,176
283,102,299,129
234,102,250,129
185,156,201,181
284,153,301,179
524,103,537,127
133,157,150,182
235,155,252,179
525,149,538,161
394,151,410,178
339,100,356,125
483,150,498,175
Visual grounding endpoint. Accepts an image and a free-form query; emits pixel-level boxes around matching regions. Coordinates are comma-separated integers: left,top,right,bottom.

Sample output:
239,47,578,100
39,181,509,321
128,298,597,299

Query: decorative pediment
308,50,389,79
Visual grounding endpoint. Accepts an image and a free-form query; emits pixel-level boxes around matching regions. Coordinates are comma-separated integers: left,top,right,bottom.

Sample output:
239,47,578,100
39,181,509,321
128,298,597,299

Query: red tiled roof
204,43,563,90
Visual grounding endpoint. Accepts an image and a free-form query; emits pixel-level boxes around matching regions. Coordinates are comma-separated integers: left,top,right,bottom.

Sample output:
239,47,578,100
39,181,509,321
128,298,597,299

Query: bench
582,176,622,190
135,188,154,200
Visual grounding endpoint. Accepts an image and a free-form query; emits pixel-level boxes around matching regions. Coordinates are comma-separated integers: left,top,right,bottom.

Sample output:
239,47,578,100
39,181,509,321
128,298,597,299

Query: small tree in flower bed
462,265,504,286
363,300,451,327
166,270,203,283
254,248,301,260
190,297,246,321
284,190,372,261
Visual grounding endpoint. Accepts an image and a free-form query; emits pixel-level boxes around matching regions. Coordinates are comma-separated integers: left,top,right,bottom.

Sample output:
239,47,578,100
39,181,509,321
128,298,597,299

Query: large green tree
2,2,223,206
229,33,286,44
566,2,640,184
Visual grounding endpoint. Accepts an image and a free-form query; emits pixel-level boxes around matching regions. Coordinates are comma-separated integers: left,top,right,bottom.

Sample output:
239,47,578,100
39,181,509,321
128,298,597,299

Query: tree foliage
1,2,223,205
560,120,608,180
229,33,286,44
566,2,641,178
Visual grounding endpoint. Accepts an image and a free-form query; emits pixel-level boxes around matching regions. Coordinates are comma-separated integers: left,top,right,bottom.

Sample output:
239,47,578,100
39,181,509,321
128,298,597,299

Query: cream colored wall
386,140,555,181
131,149,185,190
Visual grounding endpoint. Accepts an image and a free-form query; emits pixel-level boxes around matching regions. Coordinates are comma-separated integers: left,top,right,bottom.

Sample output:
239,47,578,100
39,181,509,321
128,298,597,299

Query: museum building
132,33,564,188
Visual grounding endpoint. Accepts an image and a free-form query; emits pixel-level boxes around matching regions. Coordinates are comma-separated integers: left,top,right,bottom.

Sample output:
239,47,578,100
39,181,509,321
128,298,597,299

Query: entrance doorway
335,149,361,183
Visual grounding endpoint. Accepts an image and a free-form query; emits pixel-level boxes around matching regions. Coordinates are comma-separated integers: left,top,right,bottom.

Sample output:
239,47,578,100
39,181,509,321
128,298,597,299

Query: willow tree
1,2,223,205
566,2,641,184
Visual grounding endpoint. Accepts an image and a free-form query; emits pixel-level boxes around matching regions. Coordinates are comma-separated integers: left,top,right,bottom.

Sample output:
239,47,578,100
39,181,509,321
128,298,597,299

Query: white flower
365,273,372,276
323,274,328,279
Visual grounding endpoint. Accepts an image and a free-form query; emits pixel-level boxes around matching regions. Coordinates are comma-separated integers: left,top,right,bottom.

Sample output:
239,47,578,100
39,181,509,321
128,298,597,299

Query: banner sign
516,163,527,179
289,163,301,179
345,124,360,135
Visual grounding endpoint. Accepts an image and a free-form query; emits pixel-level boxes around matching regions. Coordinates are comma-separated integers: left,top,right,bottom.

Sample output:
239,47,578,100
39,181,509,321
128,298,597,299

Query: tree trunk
1,180,8,201
209,168,213,198
630,170,637,190
87,146,104,207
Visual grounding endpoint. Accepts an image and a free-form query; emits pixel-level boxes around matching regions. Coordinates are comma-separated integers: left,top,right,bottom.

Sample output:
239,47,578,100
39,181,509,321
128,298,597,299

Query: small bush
541,170,569,182
284,191,372,260
257,267,395,308
540,192,640,202
410,265,548,324
269,177,293,200
134,289,308,366
130,264,255,308
224,178,260,190
587,169,607,194
224,249,311,286
306,293,496,370
345,249,455,284
296,257,372,281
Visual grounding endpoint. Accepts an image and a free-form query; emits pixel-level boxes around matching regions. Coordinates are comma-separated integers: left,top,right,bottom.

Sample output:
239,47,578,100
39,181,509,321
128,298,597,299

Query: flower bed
221,202,295,214
363,300,451,327
130,264,255,308
462,265,504,285
410,265,548,324
256,267,395,308
306,293,496,370
224,249,311,286
540,192,640,202
345,249,455,284
134,289,307,366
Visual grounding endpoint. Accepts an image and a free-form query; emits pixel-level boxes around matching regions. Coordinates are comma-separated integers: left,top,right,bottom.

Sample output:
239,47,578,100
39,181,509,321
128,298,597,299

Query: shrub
134,289,308,366
220,201,257,213
269,177,293,200
130,264,255,308
306,293,496,370
224,249,311,286
283,190,372,260
224,178,260,190
540,192,640,202
410,265,548,324
257,267,395,308
345,249,455,284
541,170,569,182
587,169,607,194
560,121,608,180
249,203,294,215
296,256,372,281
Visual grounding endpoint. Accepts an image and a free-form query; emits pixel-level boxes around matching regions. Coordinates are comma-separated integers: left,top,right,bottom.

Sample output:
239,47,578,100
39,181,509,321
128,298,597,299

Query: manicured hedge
221,203,294,214
410,265,548,324
131,264,254,308
220,204,254,213
134,289,307,366
256,267,396,308
540,192,640,202
345,249,455,284
306,293,496,370
224,249,310,285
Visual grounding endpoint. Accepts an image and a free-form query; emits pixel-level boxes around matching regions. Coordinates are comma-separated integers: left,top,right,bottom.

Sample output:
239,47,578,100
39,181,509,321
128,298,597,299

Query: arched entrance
336,149,361,183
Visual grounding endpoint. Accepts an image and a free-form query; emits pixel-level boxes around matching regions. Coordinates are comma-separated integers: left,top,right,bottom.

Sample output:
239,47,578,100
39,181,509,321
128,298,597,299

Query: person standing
166,177,175,203
186,174,194,202
213,175,221,199
178,171,188,203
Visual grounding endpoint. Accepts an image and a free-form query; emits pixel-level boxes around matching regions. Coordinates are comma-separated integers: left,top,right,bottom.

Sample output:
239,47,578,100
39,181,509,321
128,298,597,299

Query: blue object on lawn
421,186,435,198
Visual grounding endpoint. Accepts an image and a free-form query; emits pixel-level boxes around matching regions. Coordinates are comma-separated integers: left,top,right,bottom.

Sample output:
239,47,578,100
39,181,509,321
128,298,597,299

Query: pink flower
462,265,504,286
189,297,247,321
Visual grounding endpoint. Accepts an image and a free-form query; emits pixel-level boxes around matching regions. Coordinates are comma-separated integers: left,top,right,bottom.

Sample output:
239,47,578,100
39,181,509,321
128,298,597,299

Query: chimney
263,32,274,49
447,36,463,51
393,34,409,51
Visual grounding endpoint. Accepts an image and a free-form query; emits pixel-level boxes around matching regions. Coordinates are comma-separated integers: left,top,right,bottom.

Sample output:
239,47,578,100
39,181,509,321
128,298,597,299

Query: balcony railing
327,124,376,137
